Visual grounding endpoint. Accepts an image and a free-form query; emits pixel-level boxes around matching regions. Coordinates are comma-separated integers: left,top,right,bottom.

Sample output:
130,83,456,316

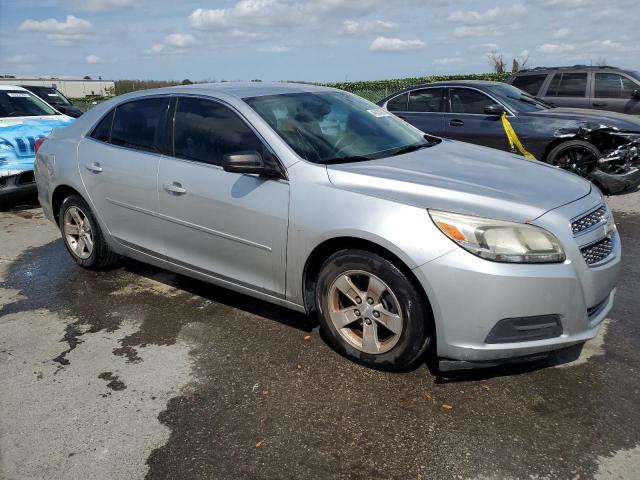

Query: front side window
408,88,444,112
547,73,588,97
449,88,495,114
110,97,169,153
244,91,429,164
173,97,263,166
0,90,58,117
595,73,638,98
511,74,547,96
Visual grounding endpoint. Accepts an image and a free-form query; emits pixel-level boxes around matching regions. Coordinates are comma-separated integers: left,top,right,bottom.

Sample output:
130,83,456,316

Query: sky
0,0,638,83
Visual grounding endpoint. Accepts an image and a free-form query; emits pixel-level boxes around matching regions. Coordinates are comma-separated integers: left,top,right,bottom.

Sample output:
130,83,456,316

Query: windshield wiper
316,155,374,165
388,141,434,157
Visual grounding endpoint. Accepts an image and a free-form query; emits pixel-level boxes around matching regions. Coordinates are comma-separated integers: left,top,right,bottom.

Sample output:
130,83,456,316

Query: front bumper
413,195,621,362
0,171,38,206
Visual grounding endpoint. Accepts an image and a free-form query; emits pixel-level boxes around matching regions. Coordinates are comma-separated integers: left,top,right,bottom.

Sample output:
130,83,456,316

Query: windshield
29,87,72,106
0,90,58,117
485,83,551,113
244,91,432,164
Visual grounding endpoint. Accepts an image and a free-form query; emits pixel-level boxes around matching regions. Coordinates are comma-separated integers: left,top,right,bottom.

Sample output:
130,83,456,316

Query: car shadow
119,257,319,334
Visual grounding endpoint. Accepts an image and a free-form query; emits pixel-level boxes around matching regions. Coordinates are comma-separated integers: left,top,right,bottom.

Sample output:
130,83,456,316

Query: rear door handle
593,102,607,107
85,162,103,173
449,119,464,127
163,182,187,195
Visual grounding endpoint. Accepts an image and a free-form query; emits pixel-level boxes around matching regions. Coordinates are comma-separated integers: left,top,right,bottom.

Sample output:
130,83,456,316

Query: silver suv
35,83,621,370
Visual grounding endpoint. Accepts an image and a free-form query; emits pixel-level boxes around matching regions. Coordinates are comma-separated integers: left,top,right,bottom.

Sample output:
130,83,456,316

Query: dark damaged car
379,81,640,193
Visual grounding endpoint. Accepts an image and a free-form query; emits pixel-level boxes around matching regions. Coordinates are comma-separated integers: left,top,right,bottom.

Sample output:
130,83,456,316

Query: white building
0,78,115,98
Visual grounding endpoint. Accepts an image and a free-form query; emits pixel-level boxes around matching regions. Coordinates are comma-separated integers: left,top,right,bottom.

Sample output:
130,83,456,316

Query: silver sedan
35,82,621,370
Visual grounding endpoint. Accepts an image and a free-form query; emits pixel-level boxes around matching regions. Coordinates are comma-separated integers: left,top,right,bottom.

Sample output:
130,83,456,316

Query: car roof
152,81,338,99
513,66,634,75
0,85,28,91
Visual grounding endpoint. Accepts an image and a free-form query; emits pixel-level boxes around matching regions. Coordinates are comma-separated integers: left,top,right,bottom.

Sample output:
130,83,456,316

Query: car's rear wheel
315,249,432,370
59,194,118,270
546,140,600,177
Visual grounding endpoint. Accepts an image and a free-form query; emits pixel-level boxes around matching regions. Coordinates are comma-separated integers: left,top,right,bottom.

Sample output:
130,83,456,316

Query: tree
487,50,506,74
83,75,92,80
511,53,529,73
181,79,193,85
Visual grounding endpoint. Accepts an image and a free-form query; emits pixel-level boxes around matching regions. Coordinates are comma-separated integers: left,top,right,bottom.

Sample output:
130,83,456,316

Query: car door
592,72,640,114
542,72,591,109
385,88,446,136
443,87,509,150
78,96,170,255
157,96,289,297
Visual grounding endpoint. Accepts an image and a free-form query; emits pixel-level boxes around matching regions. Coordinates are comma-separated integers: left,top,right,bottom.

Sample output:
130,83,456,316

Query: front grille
581,236,613,265
572,205,607,235
14,136,36,156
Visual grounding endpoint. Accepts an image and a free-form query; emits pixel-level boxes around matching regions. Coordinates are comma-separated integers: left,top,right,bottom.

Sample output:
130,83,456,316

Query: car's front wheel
59,194,118,270
315,249,433,370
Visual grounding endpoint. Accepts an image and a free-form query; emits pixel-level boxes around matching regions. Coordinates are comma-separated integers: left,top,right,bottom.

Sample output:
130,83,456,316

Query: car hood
326,139,592,223
0,116,74,176
527,107,640,131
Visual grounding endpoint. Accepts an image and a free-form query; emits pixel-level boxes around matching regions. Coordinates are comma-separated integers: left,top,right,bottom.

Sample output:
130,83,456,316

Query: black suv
508,66,640,115
21,85,84,118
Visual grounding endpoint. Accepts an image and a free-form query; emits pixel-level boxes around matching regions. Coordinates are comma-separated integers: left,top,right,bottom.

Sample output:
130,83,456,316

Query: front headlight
429,210,565,263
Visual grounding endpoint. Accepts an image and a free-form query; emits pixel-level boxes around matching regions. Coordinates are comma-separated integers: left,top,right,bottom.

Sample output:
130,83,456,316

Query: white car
0,85,73,208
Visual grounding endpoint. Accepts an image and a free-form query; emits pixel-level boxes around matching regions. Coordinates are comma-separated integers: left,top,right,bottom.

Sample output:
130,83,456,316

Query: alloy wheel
553,145,598,176
63,206,94,260
327,270,404,354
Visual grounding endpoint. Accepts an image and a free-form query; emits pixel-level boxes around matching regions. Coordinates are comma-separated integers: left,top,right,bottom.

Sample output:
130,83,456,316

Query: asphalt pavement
1,189,639,480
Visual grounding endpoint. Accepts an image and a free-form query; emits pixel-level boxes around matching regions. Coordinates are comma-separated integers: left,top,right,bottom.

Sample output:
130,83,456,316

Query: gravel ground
1,187,639,480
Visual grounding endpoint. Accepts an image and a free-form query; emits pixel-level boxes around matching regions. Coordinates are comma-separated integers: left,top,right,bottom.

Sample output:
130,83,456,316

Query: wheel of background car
546,140,601,177
59,194,118,270
315,249,433,370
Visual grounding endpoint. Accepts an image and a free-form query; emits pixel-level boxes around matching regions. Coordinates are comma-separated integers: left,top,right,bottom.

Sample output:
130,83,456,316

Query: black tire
546,140,600,176
58,194,118,270
315,249,433,371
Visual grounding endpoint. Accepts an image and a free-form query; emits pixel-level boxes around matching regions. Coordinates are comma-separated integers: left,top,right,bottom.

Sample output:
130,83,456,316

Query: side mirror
632,89,640,100
484,104,507,115
222,151,279,177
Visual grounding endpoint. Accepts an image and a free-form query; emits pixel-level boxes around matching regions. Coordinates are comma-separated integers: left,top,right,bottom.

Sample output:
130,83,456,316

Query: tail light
34,137,46,154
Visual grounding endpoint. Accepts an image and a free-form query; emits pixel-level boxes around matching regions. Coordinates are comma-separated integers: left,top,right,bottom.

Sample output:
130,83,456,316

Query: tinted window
408,88,444,112
547,73,587,97
110,97,169,153
386,93,408,111
26,86,72,105
91,109,114,143
450,88,495,114
595,73,638,98
174,97,263,166
511,74,547,95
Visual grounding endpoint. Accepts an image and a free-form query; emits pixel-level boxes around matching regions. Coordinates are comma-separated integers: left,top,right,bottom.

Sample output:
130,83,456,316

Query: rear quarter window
90,109,115,143
511,74,547,95
386,93,408,111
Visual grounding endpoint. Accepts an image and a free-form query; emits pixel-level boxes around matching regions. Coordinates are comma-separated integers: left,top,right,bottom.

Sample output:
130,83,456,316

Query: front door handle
163,182,187,195
449,119,464,127
593,102,607,107
85,162,103,173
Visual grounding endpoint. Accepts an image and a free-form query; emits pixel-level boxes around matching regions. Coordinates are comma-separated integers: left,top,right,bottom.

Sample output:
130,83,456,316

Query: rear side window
173,97,263,166
547,73,588,97
595,73,638,98
90,109,114,143
449,88,495,114
511,74,547,95
110,97,169,153
386,93,408,111
408,88,444,112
